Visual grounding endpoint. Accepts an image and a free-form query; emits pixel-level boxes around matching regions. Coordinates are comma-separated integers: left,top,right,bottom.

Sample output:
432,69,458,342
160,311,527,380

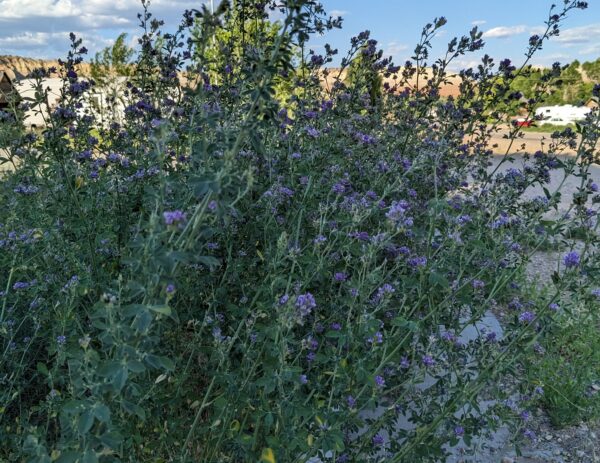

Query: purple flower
519,311,535,323
386,200,410,221
334,272,348,282
491,213,510,229
295,293,316,318
400,356,410,369
56,335,66,345
563,251,580,268
278,186,294,198
371,283,395,304
212,327,225,342
472,279,485,289
408,256,427,268
549,302,559,311
368,331,384,345
166,284,176,294
456,215,472,225
331,322,342,331
151,118,166,129
332,183,346,194
533,343,545,355
441,331,456,342
14,184,40,195
347,395,356,408
279,294,289,305
208,200,218,211
374,375,385,388
591,288,600,300
454,426,465,437
523,429,536,441
313,234,327,244
299,374,308,385
486,331,497,343
163,210,186,226
422,355,435,367
349,231,370,241
372,433,385,446
12,281,30,290
305,126,320,138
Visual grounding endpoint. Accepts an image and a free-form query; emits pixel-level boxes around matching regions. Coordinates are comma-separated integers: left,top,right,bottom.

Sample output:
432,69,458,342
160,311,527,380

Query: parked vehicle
511,118,536,128
534,105,590,125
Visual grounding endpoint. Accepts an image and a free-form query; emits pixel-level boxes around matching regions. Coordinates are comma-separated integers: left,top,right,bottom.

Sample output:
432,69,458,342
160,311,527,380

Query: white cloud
471,20,486,26
555,23,600,45
447,58,481,72
329,9,348,18
579,44,600,56
530,53,572,68
482,25,526,39
384,41,408,61
0,30,112,58
529,26,546,36
0,31,61,47
0,0,208,57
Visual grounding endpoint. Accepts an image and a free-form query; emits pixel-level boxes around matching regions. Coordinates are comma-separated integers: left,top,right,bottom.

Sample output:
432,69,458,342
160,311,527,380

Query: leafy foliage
0,1,598,462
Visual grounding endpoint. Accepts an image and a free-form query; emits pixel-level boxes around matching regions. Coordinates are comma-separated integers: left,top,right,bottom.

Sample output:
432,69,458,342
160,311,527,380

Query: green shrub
0,1,598,462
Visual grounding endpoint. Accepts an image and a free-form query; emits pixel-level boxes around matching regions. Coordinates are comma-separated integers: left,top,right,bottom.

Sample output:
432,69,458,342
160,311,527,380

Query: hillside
0,55,92,80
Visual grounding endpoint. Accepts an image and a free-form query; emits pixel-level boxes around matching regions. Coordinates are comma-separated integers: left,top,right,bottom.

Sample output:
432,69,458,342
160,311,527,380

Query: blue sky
316,0,600,69
0,0,599,70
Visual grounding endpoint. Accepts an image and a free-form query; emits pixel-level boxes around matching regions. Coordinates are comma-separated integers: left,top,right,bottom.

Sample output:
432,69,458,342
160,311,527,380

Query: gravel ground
473,238,599,463
455,152,600,462
496,414,600,463
488,130,579,157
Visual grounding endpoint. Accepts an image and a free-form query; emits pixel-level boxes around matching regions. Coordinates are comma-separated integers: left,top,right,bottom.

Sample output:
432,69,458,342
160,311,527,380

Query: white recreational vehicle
15,77,128,128
535,105,591,125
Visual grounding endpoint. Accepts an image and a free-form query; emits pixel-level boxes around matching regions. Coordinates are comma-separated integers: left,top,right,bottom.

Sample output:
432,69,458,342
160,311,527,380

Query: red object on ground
512,119,535,128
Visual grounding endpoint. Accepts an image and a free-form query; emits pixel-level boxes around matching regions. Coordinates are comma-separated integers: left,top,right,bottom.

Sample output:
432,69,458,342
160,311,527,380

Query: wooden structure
0,71,16,110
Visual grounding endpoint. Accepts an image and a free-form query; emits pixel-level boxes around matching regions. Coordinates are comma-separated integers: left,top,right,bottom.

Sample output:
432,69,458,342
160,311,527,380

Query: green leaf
127,360,146,373
112,367,129,392
81,450,98,463
97,361,121,378
99,431,122,448
121,400,146,420
55,451,79,463
77,410,95,435
148,305,172,316
145,355,175,371
133,310,153,332
93,404,110,423
36,363,49,376
428,272,449,289
122,304,146,317
197,255,220,269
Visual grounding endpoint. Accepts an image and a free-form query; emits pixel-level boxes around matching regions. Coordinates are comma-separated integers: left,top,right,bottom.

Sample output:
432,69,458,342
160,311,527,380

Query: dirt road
488,128,578,155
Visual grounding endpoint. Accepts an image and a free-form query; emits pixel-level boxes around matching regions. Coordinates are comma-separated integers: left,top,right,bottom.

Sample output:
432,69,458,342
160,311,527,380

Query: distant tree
91,33,135,80
346,42,383,106
582,58,600,82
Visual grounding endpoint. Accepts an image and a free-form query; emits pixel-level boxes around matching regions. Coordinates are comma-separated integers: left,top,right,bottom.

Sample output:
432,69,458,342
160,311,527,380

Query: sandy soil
488,129,579,156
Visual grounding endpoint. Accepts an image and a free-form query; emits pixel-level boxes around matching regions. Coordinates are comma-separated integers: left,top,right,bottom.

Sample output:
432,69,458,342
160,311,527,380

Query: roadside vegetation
0,1,598,462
